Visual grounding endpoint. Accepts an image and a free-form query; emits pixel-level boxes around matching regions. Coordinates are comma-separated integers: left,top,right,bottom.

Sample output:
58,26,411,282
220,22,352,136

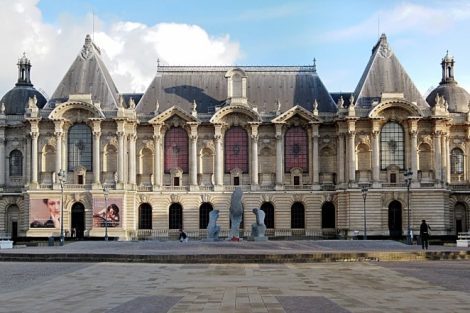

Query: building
1,34,469,241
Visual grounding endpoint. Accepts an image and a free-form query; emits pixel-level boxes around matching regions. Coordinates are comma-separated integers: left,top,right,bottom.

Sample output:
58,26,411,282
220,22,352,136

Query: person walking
419,219,431,250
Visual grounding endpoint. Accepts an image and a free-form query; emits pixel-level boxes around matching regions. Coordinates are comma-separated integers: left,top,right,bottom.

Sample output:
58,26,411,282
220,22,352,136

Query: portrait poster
30,199,61,228
93,198,122,228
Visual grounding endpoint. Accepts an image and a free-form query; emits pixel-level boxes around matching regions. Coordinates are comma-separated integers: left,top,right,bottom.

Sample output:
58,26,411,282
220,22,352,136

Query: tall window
164,127,188,173
199,203,213,229
68,124,92,171
285,126,308,172
138,203,152,229
9,150,23,176
225,126,248,173
169,203,183,230
261,202,275,229
451,148,464,174
380,122,404,169
291,202,305,229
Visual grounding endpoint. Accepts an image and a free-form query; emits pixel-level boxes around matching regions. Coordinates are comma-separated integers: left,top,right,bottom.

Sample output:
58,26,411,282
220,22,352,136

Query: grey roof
136,66,337,115
47,35,119,110
1,86,47,115
354,34,428,109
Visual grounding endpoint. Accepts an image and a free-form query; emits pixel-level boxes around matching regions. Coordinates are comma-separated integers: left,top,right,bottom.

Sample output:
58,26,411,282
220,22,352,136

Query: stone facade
0,34,469,240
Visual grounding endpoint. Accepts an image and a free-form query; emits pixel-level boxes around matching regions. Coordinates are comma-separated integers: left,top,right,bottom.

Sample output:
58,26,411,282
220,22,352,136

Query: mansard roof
136,66,337,115
47,35,120,110
354,34,428,110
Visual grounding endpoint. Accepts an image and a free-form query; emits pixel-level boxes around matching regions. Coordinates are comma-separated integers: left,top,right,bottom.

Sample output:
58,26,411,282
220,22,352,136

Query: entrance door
12,221,18,242
388,200,402,239
71,203,85,239
454,203,467,234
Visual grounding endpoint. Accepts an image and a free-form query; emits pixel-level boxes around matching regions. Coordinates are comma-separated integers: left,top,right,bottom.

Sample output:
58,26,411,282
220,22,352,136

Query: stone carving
129,97,136,109
228,187,244,241
251,208,267,241
207,209,220,241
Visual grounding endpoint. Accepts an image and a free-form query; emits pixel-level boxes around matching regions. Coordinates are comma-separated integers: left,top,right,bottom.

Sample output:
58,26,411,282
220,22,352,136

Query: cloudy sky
1,0,470,99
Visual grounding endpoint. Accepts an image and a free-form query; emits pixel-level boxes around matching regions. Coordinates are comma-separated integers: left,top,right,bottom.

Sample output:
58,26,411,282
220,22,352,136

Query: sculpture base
248,236,268,241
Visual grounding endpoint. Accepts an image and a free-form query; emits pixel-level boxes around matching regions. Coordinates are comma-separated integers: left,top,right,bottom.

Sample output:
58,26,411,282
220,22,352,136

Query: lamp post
404,168,413,245
57,169,66,246
361,186,368,240
103,186,109,241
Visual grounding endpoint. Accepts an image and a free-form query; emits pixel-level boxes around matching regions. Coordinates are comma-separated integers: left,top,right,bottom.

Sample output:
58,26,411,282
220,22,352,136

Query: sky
1,0,470,100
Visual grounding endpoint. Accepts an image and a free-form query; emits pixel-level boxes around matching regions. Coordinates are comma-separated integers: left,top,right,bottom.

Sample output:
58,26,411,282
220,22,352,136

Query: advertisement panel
93,198,122,228
30,199,61,228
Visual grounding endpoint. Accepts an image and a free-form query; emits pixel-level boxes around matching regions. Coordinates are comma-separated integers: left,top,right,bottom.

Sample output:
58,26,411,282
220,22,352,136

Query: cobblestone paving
0,261,469,313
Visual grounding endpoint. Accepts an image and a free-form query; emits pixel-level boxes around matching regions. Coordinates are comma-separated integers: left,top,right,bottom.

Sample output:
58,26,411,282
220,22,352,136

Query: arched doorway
6,205,19,242
261,202,274,229
291,202,305,229
199,203,213,229
138,203,152,229
321,201,335,229
169,203,183,229
71,202,85,239
388,200,402,239
454,202,468,234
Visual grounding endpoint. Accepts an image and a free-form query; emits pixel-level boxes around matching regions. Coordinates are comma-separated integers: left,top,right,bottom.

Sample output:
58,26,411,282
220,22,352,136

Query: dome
426,84,470,113
1,86,47,115
0,53,47,115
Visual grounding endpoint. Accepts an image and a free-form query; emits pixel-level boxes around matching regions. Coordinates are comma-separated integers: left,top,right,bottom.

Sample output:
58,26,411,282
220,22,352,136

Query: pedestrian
179,228,188,243
419,219,431,250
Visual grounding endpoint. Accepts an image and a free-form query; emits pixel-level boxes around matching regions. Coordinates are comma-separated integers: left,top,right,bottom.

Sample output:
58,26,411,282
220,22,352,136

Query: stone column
372,130,380,182
434,131,442,183
337,133,345,184
117,131,125,184
92,122,101,185
250,123,259,187
348,130,356,182
26,136,31,184
31,132,39,185
275,124,284,189
128,134,137,185
55,131,63,180
444,134,450,184
0,138,5,186
189,124,199,188
311,123,319,185
214,124,223,188
410,130,418,181
152,123,162,189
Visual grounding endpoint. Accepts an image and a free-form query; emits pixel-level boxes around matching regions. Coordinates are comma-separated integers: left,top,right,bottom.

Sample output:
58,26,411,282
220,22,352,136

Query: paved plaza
0,240,469,312
0,260,469,313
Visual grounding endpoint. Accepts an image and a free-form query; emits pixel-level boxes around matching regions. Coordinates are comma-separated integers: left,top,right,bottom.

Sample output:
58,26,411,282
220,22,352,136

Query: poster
92,198,122,228
30,199,61,228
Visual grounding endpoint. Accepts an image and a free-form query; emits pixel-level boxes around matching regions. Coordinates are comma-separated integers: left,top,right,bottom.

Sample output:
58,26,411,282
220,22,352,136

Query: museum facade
1,34,469,240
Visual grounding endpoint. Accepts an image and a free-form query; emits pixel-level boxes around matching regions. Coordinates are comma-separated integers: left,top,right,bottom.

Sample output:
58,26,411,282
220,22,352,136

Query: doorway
388,200,402,239
71,202,85,239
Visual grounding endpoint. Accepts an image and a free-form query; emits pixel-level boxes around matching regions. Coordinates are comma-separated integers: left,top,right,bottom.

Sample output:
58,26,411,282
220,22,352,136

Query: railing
199,186,214,192
64,184,91,190
449,184,470,191
39,184,53,189
284,185,312,190
224,185,251,192
128,228,324,240
321,184,336,191
420,182,435,188
137,185,153,192
381,183,407,188
161,186,189,192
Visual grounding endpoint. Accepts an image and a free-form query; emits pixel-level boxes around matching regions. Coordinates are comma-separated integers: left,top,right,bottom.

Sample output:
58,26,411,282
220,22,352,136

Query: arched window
9,150,23,176
169,203,183,230
199,203,213,229
68,124,92,171
164,127,188,173
285,126,308,172
321,202,335,228
261,202,275,229
380,122,404,169
291,202,305,229
138,203,152,229
225,126,248,173
451,148,464,174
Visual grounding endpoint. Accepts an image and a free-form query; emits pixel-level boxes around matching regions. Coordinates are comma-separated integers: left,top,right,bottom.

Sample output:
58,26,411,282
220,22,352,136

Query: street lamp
57,169,67,246
404,168,413,245
103,186,109,241
361,186,368,240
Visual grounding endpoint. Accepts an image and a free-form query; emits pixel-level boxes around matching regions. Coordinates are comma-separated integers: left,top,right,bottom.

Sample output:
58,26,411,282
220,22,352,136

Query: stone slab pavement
0,260,469,313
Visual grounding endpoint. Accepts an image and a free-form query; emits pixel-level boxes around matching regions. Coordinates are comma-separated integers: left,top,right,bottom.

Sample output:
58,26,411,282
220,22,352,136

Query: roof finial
157,58,160,72
313,58,317,72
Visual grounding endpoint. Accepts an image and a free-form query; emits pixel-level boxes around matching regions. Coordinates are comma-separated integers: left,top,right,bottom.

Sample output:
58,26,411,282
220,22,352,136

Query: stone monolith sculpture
251,208,267,241
228,187,243,241
207,209,220,241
